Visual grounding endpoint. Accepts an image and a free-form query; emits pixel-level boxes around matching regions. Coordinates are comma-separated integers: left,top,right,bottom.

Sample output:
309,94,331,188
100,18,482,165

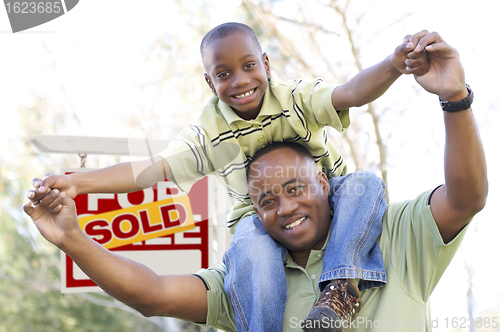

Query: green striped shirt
158,72,349,231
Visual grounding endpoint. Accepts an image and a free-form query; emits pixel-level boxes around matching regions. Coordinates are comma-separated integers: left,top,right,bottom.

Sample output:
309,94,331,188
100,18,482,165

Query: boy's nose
232,72,250,88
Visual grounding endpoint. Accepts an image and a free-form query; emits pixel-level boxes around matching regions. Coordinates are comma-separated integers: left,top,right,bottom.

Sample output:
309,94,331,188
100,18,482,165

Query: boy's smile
203,33,271,120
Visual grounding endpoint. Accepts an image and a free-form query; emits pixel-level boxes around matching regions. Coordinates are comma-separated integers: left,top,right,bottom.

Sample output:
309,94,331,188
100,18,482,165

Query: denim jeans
223,171,387,332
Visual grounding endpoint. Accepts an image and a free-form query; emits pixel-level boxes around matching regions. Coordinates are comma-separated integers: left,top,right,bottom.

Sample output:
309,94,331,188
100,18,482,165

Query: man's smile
284,216,307,230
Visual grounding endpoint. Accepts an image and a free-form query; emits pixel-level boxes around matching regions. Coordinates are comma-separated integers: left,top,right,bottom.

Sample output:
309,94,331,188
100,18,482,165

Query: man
24,31,486,332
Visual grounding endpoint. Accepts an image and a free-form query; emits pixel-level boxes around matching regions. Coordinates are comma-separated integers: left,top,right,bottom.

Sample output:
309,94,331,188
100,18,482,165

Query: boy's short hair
246,142,315,180
200,22,262,65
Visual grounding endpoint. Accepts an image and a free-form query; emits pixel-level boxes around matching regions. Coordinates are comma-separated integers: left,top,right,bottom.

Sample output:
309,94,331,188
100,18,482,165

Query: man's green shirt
195,189,469,331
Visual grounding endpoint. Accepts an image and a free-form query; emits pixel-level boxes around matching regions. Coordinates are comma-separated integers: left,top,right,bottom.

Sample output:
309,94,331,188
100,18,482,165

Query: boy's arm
331,30,430,110
28,156,172,200
23,189,208,322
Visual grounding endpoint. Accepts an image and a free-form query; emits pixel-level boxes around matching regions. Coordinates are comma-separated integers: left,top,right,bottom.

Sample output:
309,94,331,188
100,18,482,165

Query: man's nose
277,196,298,217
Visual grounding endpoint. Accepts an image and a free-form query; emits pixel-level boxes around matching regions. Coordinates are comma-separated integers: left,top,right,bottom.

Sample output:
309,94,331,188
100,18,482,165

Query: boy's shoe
301,279,362,332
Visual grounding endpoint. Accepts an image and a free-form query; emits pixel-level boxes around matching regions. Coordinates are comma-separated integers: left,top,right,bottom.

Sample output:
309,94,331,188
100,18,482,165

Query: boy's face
203,33,271,120
247,148,331,256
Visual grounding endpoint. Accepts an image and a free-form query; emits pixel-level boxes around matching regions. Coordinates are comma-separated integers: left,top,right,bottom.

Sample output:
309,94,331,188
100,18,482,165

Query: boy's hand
23,189,81,249
391,31,430,76
27,174,78,205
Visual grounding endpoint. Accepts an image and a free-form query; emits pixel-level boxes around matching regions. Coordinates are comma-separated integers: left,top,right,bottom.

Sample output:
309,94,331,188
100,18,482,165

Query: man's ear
204,73,217,96
262,52,271,80
318,172,330,195
253,206,264,220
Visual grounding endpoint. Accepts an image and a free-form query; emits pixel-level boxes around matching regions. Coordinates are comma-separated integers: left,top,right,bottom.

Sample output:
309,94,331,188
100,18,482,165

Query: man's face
247,148,331,255
203,32,271,121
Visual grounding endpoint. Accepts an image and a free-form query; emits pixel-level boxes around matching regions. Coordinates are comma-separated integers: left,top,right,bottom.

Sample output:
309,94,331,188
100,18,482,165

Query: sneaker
301,279,362,332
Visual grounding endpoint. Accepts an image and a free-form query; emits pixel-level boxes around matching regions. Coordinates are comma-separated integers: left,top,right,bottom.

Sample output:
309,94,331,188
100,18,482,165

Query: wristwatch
440,84,473,112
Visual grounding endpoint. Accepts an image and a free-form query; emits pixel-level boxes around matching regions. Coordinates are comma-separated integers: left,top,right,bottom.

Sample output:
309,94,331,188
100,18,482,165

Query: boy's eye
245,62,256,69
216,72,229,79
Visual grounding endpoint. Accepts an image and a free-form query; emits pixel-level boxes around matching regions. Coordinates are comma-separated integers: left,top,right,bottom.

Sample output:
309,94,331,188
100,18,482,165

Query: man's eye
290,186,304,194
261,199,274,208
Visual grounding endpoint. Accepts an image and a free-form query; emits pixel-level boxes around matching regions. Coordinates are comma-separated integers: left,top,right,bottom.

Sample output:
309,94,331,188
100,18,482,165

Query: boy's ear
204,73,217,96
262,52,271,80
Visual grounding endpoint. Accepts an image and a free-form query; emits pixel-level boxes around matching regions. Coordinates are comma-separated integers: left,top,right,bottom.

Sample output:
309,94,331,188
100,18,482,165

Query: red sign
61,175,209,293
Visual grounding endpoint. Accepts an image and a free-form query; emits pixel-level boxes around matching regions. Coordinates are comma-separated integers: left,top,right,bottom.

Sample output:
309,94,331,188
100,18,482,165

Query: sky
1,0,499,331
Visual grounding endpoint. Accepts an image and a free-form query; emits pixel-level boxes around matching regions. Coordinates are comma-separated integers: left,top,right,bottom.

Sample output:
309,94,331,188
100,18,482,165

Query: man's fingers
39,188,58,207
409,30,430,52
23,201,35,217
51,204,63,214
413,31,444,53
46,189,63,210
424,41,456,54
58,191,73,209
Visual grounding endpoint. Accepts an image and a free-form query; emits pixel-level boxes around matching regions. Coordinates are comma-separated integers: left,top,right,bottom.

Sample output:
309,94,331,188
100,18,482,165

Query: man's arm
406,32,487,243
28,155,172,200
23,189,207,322
331,31,430,110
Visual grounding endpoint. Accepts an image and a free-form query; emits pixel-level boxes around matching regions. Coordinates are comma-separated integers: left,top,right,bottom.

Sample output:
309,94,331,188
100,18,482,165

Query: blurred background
1,0,499,331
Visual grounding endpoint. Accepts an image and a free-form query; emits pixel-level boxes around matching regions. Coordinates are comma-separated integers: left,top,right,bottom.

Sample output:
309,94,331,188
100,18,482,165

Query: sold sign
62,174,210,293
78,195,195,249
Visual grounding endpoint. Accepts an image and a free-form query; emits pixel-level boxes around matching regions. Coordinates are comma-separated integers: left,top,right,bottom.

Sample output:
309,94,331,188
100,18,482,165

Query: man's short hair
200,22,262,64
246,142,315,180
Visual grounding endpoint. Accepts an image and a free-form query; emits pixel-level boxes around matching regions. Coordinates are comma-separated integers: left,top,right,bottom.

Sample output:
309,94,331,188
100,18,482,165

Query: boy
29,23,428,331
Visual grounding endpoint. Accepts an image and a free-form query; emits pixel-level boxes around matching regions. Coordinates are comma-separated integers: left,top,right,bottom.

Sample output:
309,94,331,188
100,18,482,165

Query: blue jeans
223,171,387,332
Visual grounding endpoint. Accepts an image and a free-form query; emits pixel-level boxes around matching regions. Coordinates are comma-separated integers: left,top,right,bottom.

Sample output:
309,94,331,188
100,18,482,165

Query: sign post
29,135,229,294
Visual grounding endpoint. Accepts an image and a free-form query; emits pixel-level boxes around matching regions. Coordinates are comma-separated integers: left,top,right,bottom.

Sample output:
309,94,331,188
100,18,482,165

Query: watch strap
440,84,473,112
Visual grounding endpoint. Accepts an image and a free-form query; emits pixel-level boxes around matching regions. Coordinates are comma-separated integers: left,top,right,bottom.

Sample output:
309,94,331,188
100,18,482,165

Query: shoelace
313,279,361,322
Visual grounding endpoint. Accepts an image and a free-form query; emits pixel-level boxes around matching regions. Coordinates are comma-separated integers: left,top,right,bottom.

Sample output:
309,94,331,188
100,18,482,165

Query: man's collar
284,227,332,268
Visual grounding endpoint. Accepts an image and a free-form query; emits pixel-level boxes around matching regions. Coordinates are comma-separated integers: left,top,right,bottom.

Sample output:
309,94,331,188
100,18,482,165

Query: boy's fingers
32,177,42,189
39,174,56,193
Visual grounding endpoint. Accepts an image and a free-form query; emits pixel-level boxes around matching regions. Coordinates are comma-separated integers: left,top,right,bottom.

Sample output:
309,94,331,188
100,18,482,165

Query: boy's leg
321,170,387,288
223,214,288,332
303,171,386,331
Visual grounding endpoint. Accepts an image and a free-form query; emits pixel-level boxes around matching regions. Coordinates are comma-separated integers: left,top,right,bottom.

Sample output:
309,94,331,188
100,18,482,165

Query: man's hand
27,173,78,206
405,31,467,101
390,31,429,76
23,188,81,249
